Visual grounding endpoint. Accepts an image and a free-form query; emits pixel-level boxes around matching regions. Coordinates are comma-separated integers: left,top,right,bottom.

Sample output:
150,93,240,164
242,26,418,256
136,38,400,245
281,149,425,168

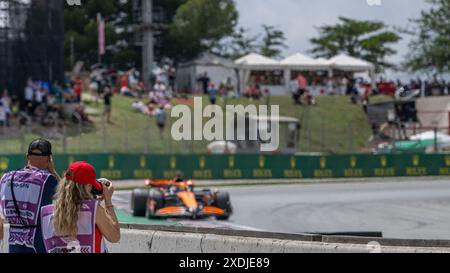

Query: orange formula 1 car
131,178,233,220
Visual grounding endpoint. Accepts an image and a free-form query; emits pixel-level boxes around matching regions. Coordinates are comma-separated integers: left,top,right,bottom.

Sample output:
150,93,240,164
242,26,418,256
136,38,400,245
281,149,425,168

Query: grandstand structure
0,0,64,97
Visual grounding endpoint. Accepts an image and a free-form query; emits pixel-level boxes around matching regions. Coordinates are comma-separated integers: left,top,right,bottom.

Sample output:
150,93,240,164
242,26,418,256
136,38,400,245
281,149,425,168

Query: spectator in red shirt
293,75,308,105
74,77,84,103
120,75,128,89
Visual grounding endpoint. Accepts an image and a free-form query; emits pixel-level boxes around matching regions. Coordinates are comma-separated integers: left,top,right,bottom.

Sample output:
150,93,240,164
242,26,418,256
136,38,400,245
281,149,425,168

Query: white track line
216,222,266,232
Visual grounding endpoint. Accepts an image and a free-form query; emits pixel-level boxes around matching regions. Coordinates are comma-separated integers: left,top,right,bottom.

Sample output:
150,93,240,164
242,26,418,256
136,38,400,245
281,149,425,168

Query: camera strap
9,170,38,229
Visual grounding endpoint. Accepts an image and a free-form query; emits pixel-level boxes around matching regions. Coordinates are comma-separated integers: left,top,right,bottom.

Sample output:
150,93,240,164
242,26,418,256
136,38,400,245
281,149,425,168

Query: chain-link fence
0,113,364,155
0,114,210,155
2,96,449,155
2,116,449,155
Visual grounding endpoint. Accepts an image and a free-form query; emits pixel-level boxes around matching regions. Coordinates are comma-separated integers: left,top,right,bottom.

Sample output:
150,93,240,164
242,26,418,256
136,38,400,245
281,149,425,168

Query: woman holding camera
40,161,120,253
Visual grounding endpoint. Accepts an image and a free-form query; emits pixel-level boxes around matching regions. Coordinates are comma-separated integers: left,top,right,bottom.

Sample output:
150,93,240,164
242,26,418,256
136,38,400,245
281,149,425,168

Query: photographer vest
40,200,107,253
0,167,51,250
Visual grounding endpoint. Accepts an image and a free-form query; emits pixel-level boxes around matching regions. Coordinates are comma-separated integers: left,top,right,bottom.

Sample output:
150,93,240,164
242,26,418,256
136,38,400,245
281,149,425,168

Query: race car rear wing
144,179,195,188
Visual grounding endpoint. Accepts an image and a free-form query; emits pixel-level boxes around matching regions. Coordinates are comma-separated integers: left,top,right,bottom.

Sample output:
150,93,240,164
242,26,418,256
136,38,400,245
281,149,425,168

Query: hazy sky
235,0,431,78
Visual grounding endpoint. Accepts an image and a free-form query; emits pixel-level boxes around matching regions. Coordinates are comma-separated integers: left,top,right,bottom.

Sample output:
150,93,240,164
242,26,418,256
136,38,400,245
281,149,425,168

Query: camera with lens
91,178,111,197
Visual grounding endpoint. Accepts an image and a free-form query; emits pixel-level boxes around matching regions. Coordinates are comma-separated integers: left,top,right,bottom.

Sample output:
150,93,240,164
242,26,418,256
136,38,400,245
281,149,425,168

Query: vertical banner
98,14,105,57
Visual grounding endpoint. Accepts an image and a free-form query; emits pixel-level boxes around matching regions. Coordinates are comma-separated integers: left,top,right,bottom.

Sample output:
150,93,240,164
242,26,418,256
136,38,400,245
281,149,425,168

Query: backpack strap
9,171,38,229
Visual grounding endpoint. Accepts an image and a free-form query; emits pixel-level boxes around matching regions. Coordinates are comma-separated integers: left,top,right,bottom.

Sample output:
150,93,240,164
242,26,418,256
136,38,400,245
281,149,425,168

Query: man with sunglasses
0,139,60,253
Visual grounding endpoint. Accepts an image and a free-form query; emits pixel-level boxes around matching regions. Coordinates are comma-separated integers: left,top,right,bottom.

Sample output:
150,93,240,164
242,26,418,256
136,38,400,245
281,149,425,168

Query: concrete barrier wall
105,228,450,253
2,225,450,253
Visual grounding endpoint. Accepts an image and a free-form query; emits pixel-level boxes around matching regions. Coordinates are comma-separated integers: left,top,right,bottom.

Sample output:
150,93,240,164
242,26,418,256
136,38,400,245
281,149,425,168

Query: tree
404,0,450,74
169,0,238,62
153,0,187,63
259,25,287,59
309,17,401,73
221,27,259,59
64,0,128,69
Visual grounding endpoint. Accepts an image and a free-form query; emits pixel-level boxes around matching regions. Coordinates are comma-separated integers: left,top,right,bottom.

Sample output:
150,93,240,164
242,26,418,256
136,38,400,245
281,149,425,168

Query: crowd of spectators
129,77,172,138
2,62,447,141
0,89,16,128
0,75,96,134
3,64,130,131
118,68,145,98
132,80,172,116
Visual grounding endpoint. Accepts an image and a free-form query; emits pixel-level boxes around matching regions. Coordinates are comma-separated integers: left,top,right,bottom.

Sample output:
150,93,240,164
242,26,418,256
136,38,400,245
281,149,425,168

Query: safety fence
1,153,450,180
0,115,363,155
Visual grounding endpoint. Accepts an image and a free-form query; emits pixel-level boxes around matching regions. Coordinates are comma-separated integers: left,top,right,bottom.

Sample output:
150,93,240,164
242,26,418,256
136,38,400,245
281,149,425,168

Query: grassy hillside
0,94,391,154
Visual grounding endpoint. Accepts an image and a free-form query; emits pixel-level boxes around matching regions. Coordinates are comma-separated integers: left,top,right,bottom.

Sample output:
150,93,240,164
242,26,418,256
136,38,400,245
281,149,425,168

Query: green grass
115,209,177,226
0,94,392,154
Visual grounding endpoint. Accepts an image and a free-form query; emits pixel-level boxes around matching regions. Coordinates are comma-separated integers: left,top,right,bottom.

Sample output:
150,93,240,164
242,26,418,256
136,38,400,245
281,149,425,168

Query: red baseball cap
65,161,102,191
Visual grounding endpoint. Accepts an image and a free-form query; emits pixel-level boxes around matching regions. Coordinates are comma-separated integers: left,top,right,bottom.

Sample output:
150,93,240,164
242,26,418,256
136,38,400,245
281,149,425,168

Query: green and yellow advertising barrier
1,154,450,180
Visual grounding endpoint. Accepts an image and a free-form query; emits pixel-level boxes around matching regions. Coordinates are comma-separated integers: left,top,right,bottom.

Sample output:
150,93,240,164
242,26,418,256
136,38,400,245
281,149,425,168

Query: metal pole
97,13,102,64
78,120,82,153
297,124,302,153
124,116,129,151
321,116,325,152
448,112,450,135
223,96,229,154
144,117,150,154
62,124,67,154
0,124,4,153
190,110,194,154
142,0,154,88
348,125,354,153
20,126,25,154
102,116,107,153
434,127,438,153
184,139,189,155
168,113,173,155
70,36,75,68
308,126,312,153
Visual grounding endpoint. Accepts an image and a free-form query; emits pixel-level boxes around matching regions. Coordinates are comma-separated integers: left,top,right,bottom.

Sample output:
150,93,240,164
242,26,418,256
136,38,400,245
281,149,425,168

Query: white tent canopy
235,53,282,70
232,52,376,95
316,58,333,66
235,53,375,72
280,53,330,70
329,54,375,72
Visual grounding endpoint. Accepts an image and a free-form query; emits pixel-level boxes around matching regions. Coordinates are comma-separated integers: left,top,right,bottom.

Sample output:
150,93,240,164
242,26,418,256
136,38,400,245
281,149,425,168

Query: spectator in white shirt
153,81,167,93
25,85,34,102
1,89,11,127
0,101,6,127
24,81,35,115
35,89,44,104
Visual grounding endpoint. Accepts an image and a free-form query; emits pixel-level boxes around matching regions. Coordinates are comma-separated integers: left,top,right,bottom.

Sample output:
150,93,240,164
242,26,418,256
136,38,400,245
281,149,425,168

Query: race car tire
214,191,232,220
131,189,149,217
146,189,164,219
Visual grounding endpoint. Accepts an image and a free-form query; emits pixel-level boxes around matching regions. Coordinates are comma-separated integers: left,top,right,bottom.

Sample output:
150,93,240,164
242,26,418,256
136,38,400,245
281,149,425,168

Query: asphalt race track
113,179,450,240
